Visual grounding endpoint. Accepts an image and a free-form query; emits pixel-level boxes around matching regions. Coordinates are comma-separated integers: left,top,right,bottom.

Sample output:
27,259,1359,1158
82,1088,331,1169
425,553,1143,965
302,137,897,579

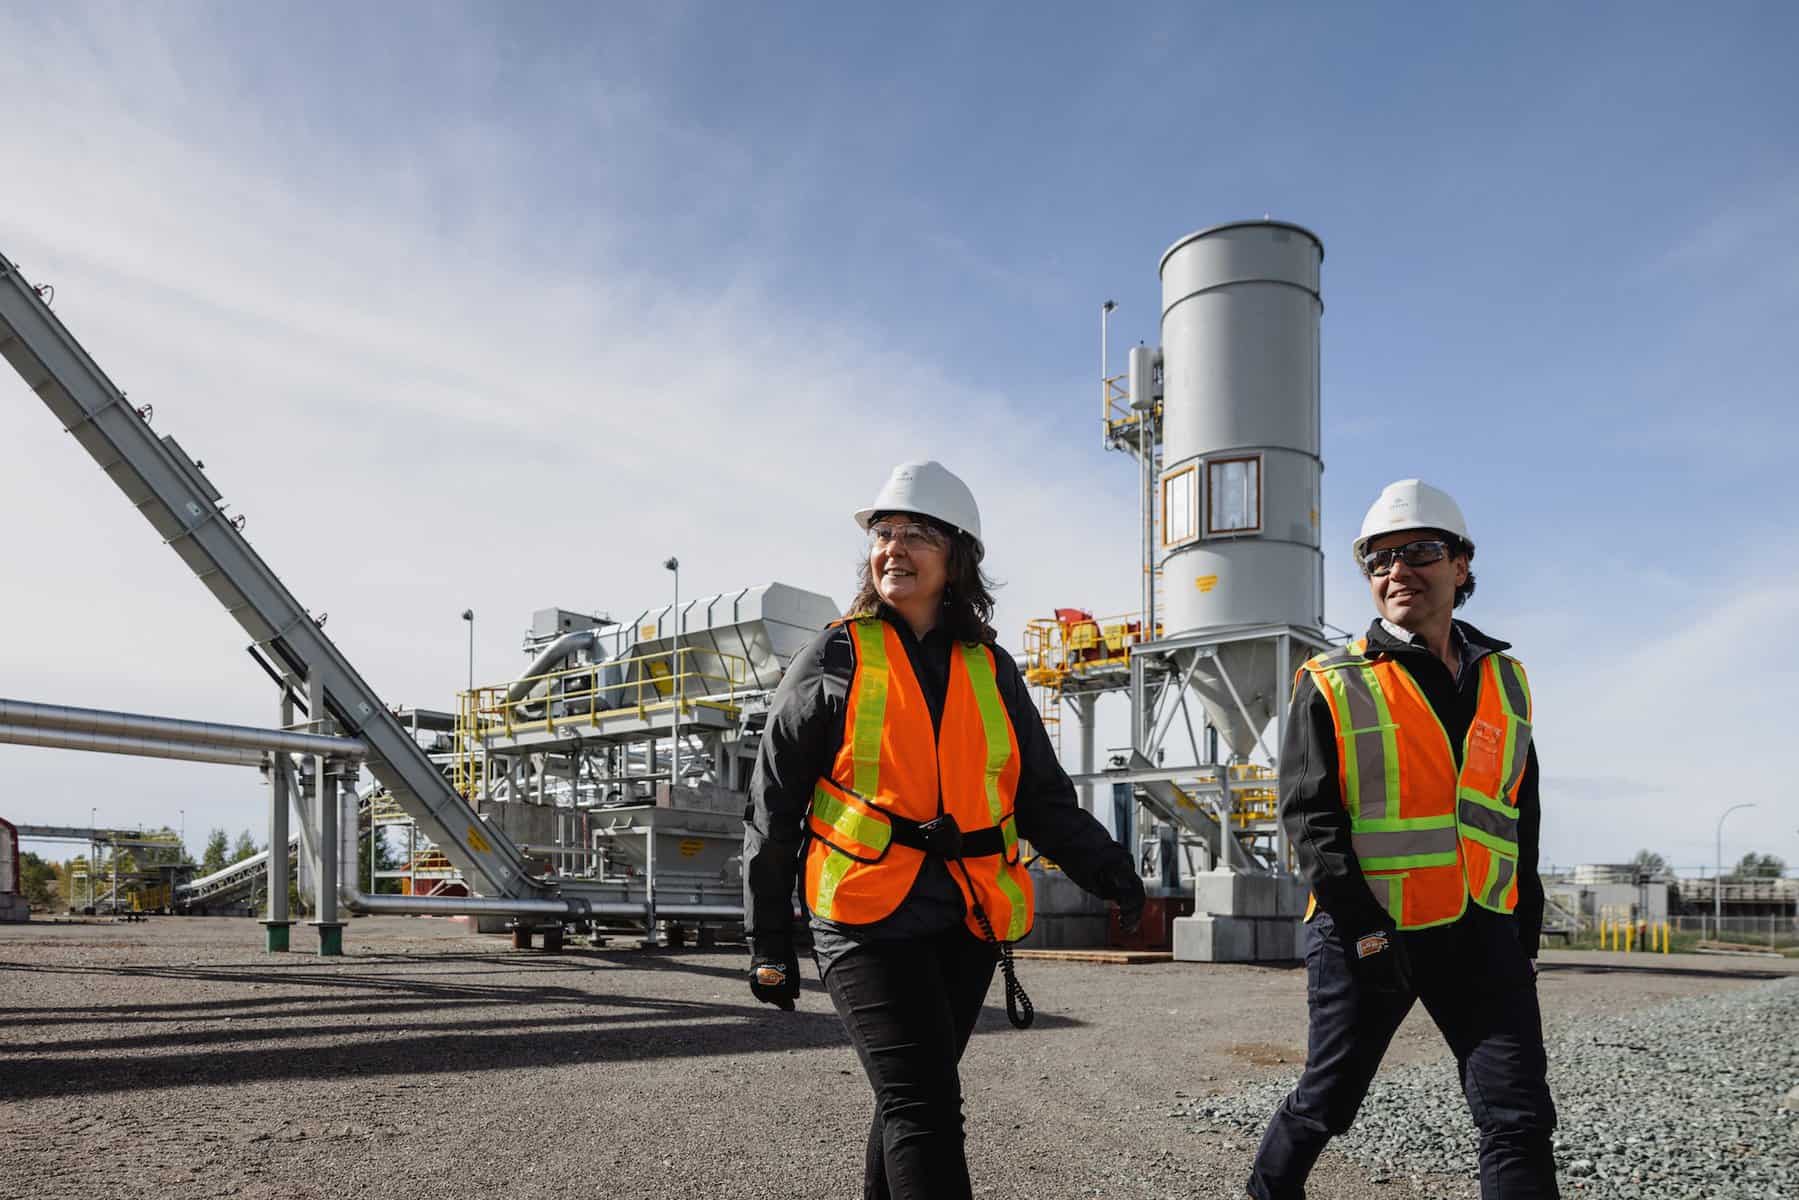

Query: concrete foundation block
1173,914,1255,962
1173,914,1304,963
1018,913,1110,950
0,893,29,923
1189,869,1241,914
1031,868,1107,914
1021,866,1111,950
1190,870,1310,919
1276,876,1310,918
1254,917,1303,960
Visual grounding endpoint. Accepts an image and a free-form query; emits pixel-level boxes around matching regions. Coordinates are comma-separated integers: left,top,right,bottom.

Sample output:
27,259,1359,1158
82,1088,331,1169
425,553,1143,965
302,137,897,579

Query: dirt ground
2,917,1790,1200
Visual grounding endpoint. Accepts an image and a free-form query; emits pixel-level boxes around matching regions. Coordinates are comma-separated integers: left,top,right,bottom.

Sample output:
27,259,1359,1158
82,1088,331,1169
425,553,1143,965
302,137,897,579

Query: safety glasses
868,521,948,551
1362,538,1452,577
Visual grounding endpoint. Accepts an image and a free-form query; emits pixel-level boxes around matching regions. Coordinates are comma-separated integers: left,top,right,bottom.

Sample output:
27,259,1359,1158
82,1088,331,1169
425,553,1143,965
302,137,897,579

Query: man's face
1365,529,1469,634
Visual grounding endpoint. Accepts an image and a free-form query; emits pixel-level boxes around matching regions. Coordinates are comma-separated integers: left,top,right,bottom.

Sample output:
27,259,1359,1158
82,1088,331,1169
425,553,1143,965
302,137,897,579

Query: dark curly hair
845,513,1000,643
1450,536,1477,609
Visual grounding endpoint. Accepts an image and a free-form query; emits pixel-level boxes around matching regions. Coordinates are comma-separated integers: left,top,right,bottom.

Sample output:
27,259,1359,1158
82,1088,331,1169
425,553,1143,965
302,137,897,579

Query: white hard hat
1353,479,1473,562
854,460,984,559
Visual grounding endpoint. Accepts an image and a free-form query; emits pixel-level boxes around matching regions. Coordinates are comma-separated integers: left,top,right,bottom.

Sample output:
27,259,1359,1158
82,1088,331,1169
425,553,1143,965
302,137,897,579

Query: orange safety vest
1301,638,1533,930
803,618,1035,942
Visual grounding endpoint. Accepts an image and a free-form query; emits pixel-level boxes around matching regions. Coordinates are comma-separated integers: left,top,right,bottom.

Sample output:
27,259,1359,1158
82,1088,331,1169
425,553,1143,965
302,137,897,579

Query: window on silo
1207,456,1261,535
1162,464,1197,547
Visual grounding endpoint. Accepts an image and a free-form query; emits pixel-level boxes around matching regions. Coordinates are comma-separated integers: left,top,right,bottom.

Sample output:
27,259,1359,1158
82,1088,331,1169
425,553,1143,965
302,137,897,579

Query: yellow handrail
1022,609,1162,684
453,645,751,796
1101,373,1161,443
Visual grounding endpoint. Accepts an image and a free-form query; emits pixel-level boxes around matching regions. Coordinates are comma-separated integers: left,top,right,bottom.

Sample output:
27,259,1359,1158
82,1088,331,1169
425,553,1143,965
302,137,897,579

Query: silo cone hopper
1176,639,1283,762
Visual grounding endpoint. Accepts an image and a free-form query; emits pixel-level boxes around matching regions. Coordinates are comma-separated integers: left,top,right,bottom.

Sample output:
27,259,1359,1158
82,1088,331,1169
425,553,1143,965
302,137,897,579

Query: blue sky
0,3,1793,875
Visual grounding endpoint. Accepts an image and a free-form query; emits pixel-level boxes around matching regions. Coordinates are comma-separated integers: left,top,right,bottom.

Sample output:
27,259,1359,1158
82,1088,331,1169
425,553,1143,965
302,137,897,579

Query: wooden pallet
1012,948,1173,965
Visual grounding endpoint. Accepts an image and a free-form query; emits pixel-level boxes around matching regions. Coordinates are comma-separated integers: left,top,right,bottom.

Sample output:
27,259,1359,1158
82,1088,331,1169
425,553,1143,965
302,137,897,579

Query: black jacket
1280,618,1545,956
743,609,1135,941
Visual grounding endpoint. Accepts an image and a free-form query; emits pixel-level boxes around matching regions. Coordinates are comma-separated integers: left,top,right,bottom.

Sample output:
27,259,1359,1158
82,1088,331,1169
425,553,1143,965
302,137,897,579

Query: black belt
887,811,1006,859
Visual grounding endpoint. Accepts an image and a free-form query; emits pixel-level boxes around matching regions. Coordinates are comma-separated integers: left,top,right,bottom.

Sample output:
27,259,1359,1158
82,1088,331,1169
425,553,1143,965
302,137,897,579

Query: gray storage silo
1155,221,1325,759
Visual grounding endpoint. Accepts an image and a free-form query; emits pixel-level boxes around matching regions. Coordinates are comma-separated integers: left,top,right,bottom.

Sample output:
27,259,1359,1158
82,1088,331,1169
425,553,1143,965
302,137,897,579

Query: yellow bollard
1662,922,1671,954
1600,919,1609,951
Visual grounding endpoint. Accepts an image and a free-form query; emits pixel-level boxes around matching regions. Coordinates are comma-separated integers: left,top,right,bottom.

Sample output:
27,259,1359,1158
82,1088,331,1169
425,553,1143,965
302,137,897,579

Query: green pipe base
261,921,293,953
312,922,346,957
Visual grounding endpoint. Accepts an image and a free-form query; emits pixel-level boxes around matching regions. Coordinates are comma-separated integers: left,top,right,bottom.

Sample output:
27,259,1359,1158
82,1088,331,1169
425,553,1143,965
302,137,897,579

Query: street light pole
663,558,680,792
461,609,474,696
1100,299,1116,448
1716,802,1756,937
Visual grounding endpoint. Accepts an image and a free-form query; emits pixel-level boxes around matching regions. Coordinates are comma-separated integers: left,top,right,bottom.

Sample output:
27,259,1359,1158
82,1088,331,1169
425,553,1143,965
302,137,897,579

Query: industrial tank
1158,220,1324,636
1157,221,1325,756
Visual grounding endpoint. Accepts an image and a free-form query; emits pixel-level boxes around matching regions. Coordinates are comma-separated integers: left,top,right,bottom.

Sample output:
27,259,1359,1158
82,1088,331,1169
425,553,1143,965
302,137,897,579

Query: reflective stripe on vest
804,620,1034,939
1458,653,1531,912
808,778,893,863
1305,640,1532,929
812,621,894,918
847,621,889,797
961,644,1029,940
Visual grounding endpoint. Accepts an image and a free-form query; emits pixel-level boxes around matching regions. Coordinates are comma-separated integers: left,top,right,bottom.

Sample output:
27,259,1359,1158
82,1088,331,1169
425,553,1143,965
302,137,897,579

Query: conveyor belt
0,250,544,899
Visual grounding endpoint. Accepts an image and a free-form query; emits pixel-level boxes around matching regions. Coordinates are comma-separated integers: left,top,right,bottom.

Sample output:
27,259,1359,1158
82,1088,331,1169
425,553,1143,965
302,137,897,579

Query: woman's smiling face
868,515,950,614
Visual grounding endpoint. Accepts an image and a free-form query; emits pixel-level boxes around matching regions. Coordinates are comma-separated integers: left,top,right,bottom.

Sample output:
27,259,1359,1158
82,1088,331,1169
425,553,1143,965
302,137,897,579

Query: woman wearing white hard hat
742,460,1145,1199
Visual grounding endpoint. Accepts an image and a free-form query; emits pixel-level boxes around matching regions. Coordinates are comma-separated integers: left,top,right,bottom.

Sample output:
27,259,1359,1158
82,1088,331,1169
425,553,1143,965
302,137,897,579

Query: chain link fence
1668,914,1799,952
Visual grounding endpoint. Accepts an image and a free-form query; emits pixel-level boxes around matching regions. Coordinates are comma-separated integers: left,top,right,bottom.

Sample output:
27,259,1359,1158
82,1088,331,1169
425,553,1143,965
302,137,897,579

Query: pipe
0,697,366,758
267,694,292,925
505,630,598,704
312,675,338,929
0,723,266,767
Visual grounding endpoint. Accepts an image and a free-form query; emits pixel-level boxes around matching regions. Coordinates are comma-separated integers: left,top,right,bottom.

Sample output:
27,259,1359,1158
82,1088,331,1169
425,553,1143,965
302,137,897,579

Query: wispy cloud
0,7,1141,846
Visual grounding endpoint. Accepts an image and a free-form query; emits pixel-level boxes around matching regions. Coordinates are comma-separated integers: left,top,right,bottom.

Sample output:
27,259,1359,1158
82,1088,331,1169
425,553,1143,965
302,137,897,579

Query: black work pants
823,926,999,1200
1248,908,1558,1199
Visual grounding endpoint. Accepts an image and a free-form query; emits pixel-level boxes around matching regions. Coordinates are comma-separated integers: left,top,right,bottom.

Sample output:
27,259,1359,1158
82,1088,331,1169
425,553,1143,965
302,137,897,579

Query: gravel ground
1175,974,1799,1199
1,918,1792,1200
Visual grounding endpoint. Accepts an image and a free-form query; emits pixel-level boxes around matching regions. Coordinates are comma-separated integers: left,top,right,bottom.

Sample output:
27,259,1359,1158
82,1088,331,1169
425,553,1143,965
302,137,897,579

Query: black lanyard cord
951,859,1034,1030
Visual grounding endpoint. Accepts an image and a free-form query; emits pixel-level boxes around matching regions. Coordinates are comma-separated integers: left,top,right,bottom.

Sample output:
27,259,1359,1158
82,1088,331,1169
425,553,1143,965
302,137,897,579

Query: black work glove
748,933,800,1011
1103,866,1147,936
1344,926,1413,998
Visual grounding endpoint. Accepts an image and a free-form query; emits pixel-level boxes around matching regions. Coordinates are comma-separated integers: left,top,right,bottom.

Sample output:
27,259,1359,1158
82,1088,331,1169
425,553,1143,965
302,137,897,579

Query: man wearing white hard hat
742,461,1144,1199
1247,480,1557,1199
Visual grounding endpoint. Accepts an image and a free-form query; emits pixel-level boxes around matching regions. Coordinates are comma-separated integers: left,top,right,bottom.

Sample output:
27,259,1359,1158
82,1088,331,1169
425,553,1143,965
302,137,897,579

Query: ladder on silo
0,250,542,902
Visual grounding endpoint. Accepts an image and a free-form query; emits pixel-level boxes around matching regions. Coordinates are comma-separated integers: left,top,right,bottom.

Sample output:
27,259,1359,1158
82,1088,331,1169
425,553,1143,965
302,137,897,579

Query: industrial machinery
2,224,1331,961
402,586,838,939
0,247,832,953
1025,221,1332,961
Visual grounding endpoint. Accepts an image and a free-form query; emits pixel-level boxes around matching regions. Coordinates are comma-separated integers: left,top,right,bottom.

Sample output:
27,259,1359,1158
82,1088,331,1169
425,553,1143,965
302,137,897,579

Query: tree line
1627,848,1788,880
19,816,406,911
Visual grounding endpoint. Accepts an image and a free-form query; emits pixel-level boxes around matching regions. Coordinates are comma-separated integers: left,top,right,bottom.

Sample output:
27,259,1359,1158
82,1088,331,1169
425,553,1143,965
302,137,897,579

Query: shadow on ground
0,948,1082,1100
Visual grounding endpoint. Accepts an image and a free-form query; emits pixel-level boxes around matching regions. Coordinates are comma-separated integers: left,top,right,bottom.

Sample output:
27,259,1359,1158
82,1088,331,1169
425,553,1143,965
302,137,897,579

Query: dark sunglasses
1362,538,1453,577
